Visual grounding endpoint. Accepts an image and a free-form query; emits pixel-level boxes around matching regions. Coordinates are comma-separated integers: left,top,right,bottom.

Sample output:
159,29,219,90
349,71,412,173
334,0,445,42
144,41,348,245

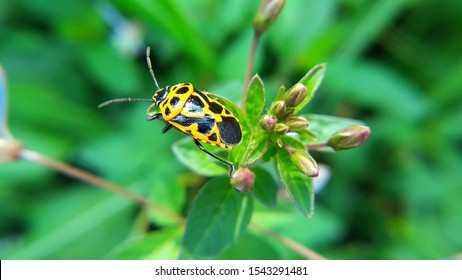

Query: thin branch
305,142,329,151
250,223,327,260
19,149,185,225
242,32,261,107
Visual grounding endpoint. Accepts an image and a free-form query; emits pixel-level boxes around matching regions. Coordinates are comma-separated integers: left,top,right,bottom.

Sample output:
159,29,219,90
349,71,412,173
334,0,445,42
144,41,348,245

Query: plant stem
18,149,185,224
242,31,261,107
305,142,329,150
250,223,327,260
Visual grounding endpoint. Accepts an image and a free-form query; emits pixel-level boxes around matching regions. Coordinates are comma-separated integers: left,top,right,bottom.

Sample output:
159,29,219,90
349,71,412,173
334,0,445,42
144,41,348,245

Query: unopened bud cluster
260,83,309,134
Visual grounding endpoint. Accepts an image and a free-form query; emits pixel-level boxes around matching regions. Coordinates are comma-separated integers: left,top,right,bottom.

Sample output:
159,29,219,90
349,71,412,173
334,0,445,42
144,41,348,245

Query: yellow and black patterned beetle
99,47,242,174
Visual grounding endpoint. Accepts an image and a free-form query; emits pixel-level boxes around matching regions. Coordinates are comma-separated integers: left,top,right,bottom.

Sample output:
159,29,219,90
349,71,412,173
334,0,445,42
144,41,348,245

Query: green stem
242,31,261,107
18,149,185,225
250,223,327,260
305,142,329,150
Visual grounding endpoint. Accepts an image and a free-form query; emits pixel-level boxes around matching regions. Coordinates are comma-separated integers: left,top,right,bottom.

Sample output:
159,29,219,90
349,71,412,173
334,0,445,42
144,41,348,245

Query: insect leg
147,113,162,121
193,139,235,176
162,124,173,134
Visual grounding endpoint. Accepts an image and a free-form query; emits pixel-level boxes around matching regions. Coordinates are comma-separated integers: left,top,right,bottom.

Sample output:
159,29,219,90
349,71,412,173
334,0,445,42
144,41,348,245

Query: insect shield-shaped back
155,83,242,149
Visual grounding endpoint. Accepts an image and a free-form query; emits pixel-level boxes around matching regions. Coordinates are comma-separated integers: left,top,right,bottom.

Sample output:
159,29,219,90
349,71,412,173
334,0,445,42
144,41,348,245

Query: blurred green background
1,0,462,259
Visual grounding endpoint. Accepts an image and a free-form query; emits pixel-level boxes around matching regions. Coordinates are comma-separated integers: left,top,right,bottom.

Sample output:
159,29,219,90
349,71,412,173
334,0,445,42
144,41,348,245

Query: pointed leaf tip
293,63,327,114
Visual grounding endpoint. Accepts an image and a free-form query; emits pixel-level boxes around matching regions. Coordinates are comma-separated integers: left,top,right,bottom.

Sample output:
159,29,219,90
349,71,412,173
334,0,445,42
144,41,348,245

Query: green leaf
111,0,215,69
262,144,277,162
275,85,286,102
297,128,318,142
268,0,334,63
245,75,266,128
279,135,306,151
293,64,326,114
338,0,406,59
245,130,268,165
106,227,182,260
276,148,314,218
325,58,427,120
10,80,106,139
83,43,142,96
252,207,344,259
252,167,278,208
146,103,161,117
218,231,280,259
208,94,245,121
3,188,134,259
229,130,252,167
301,114,365,151
218,30,258,80
172,138,228,176
146,172,185,226
180,177,253,258
228,123,253,167
229,127,254,168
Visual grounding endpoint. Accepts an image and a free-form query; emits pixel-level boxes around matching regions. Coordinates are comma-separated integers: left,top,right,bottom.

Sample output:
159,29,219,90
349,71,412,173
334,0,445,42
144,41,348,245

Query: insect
98,47,242,175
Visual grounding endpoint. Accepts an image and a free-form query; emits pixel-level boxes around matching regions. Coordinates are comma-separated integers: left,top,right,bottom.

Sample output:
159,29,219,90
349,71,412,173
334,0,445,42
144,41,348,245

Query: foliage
1,0,462,260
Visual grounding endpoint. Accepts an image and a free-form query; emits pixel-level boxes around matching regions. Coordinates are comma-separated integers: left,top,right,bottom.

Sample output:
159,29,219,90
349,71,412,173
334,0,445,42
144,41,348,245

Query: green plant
172,0,369,258
0,0,373,260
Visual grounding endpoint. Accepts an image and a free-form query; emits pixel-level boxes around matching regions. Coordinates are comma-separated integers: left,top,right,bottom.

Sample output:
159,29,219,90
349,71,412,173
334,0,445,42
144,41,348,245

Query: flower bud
290,150,319,177
230,167,255,192
274,123,289,134
253,0,286,35
270,100,286,118
281,108,294,119
284,83,307,108
327,125,370,151
286,116,309,131
259,114,277,131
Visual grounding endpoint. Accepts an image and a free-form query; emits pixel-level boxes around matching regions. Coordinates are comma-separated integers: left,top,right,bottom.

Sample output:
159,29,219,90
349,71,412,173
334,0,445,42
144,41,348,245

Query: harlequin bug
98,47,242,175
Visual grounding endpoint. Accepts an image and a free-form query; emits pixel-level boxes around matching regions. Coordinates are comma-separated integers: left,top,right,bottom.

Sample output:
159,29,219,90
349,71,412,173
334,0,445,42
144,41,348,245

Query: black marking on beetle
176,86,190,94
172,115,214,135
217,116,242,145
193,89,209,101
208,133,218,142
184,95,204,113
197,120,213,134
170,96,181,109
164,107,171,117
209,100,223,114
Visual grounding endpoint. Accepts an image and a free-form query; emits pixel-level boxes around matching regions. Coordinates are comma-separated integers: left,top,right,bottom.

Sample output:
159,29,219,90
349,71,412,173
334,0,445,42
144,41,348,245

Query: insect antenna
146,47,160,90
98,98,152,108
